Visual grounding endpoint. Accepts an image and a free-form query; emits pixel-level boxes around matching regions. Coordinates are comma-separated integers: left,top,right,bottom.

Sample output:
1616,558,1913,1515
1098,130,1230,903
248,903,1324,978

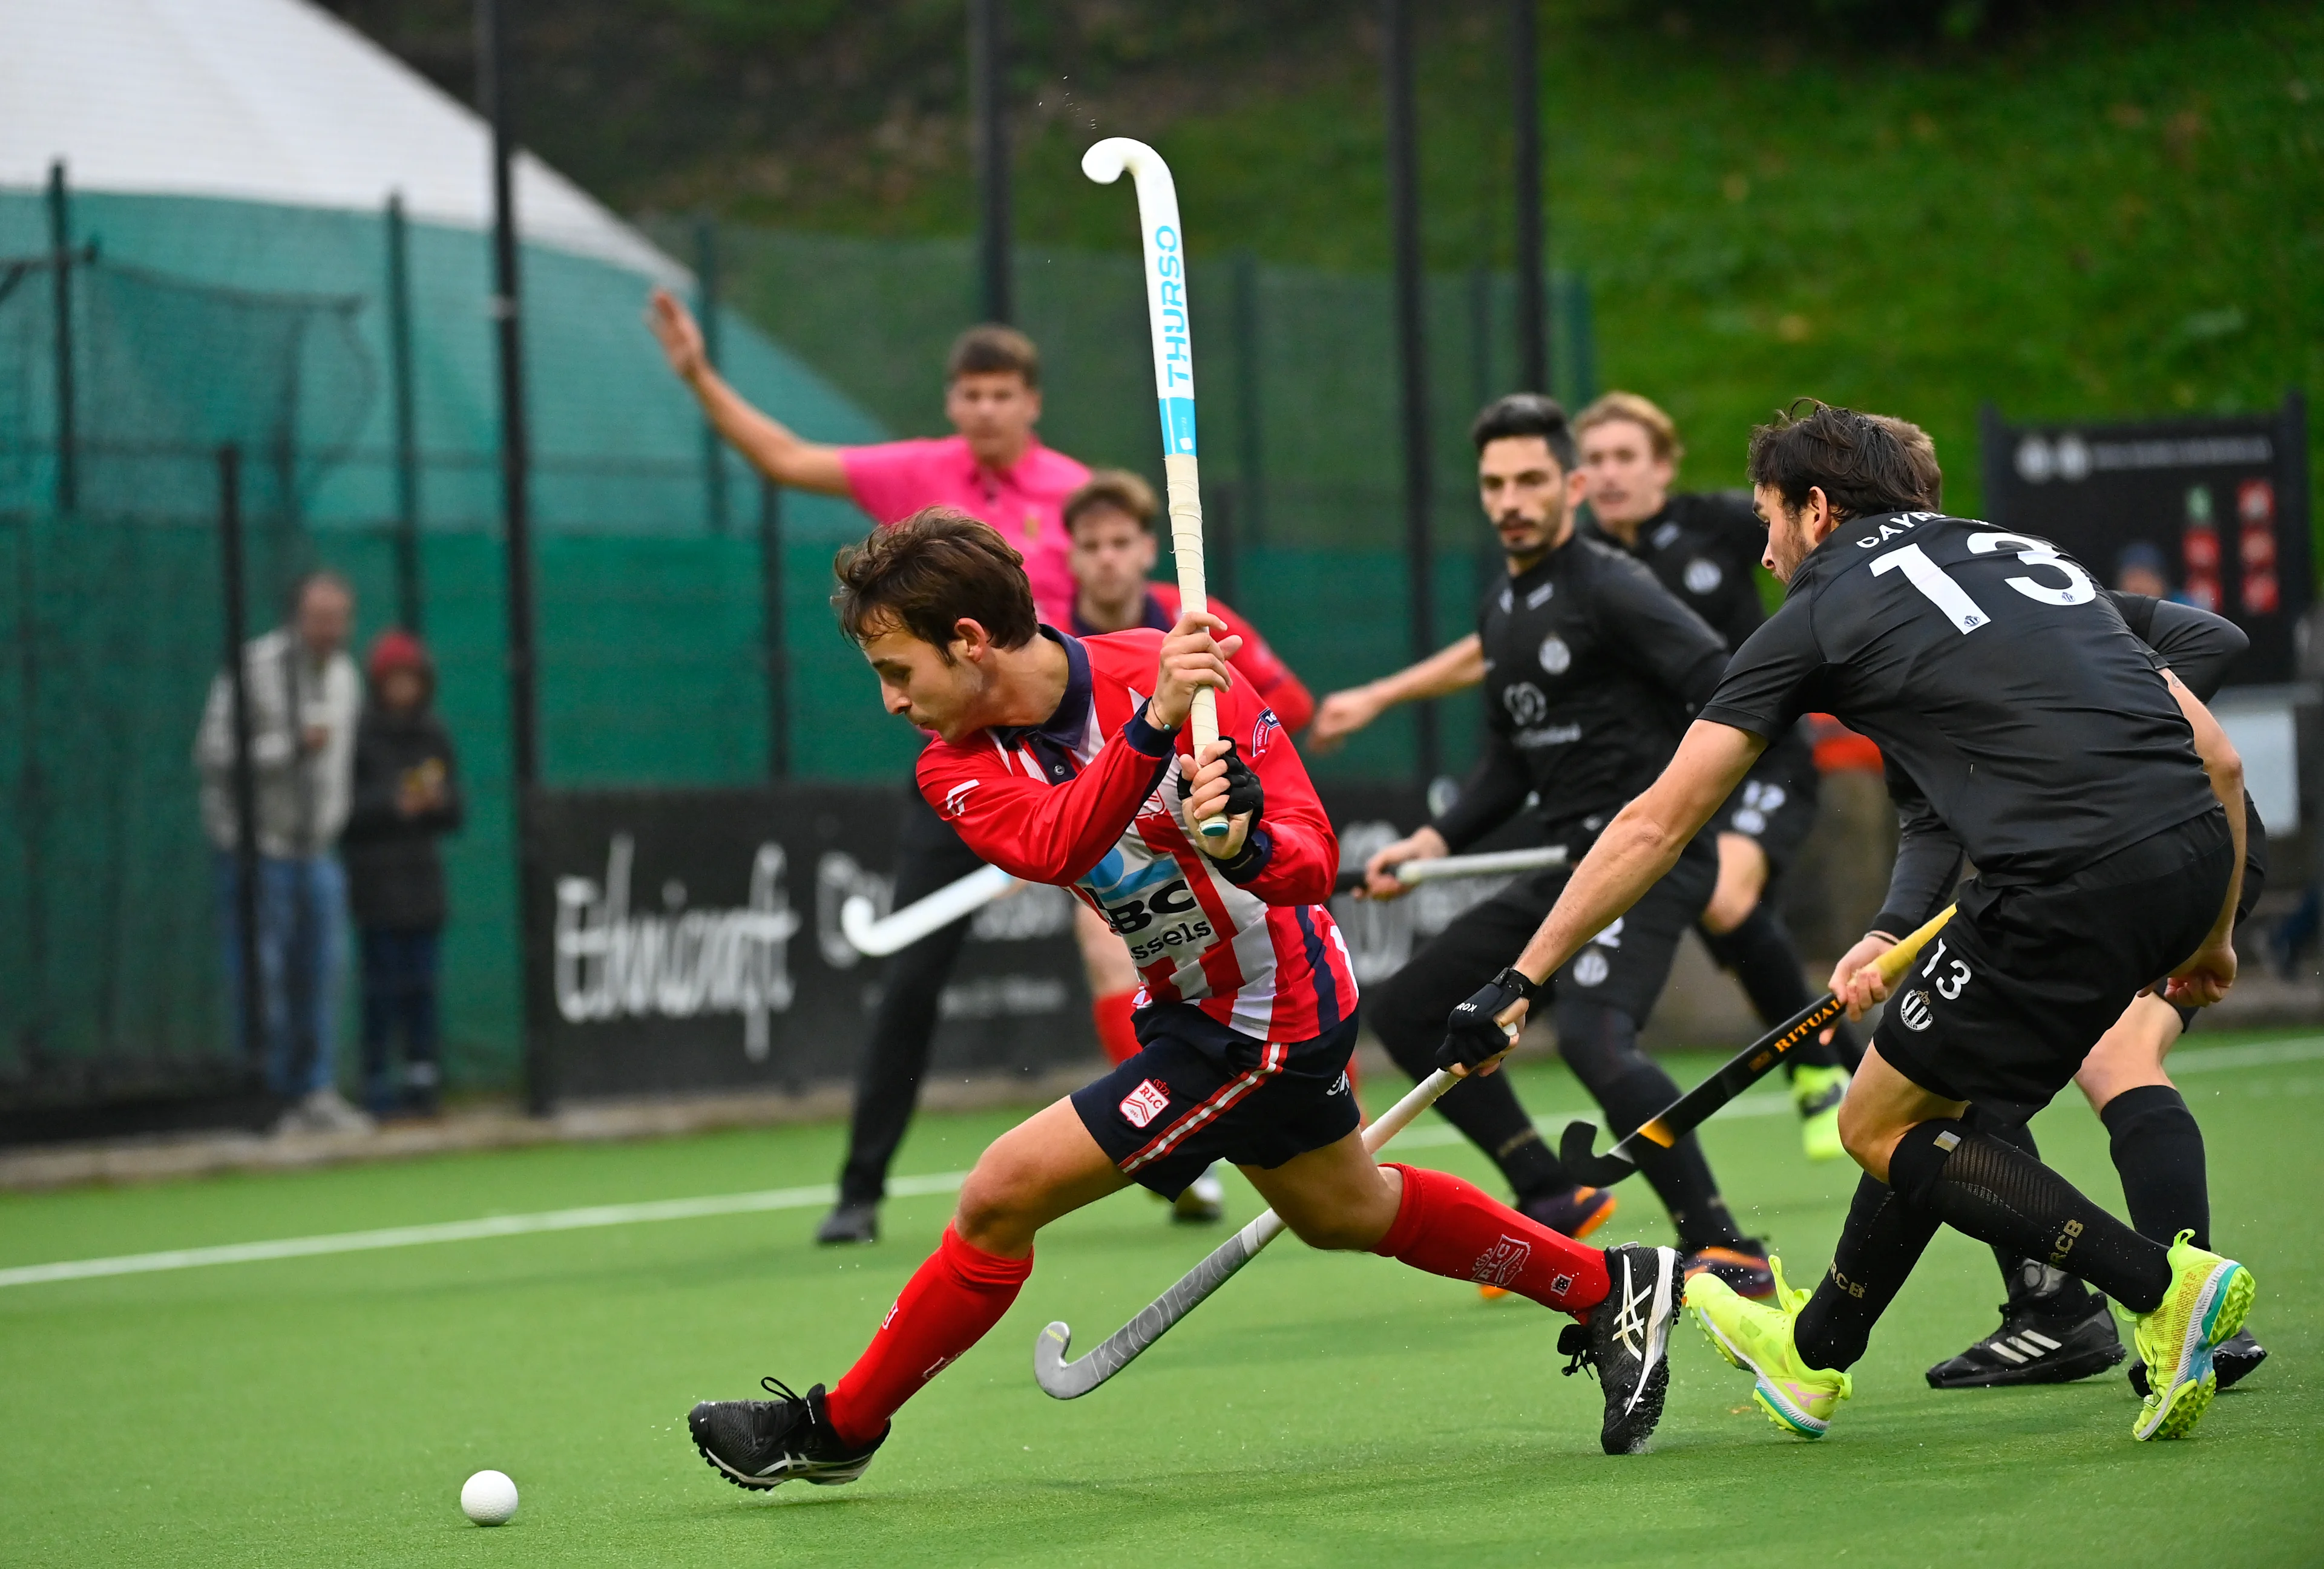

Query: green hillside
337,0,2320,518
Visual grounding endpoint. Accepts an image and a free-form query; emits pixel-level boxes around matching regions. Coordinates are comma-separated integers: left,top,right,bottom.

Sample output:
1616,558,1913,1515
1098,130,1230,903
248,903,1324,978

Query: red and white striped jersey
916,629,1357,1043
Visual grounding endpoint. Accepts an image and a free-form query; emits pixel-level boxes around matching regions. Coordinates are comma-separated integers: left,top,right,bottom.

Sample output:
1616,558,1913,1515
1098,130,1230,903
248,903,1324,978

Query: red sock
824,1224,1031,1446
1370,1164,1609,1313
1093,989,1140,1066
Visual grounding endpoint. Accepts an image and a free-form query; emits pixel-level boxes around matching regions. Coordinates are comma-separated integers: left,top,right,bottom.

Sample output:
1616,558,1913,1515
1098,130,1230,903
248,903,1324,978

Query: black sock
1701,909,1844,1072
1888,1120,2172,1312
1604,1064,1745,1250
1969,1109,2096,1314
2101,1085,2210,1250
1793,1173,1941,1371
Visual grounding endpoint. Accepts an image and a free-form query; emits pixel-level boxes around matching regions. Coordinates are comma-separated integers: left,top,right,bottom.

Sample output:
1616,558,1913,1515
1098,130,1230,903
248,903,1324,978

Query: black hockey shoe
1925,1291,2125,1389
2130,1327,2266,1399
1561,1242,1679,1455
816,1201,879,1245
688,1378,885,1490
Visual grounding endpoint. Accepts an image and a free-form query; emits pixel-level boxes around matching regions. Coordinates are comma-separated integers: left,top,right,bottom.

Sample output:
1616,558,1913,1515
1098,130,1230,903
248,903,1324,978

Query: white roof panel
0,0,681,281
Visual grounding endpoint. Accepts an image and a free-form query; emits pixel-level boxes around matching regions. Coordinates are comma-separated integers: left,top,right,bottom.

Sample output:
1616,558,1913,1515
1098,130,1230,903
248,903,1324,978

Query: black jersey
1433,529,1730,850
1587,490,1770,653
1873,589,2250,933
1701,511,2219,887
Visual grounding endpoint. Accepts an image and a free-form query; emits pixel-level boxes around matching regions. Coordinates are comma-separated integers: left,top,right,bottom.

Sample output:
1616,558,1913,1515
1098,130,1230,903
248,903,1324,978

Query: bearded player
684,511,1684,1488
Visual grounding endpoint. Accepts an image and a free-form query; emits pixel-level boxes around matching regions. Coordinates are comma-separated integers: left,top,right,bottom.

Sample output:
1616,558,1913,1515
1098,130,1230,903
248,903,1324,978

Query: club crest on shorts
1119,1078,1170,1128
1573,950,1610,987
1471,1234,1534,1288
1897,989,1934,1032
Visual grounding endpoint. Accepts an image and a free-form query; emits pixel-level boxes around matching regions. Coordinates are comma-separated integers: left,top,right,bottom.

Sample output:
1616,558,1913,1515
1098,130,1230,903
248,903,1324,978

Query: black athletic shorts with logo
1876,808,2234,1119
1071,1003,1361,1200
1712,727,1819,882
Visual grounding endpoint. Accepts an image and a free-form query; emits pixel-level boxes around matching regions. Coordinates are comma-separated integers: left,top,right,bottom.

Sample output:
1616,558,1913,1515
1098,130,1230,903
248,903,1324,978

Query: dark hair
832,508,1039,653
947,323,1040,387
1870,414,1943,510
1062,468,1160,535
1747,400,1931,520
1469,392,1575,473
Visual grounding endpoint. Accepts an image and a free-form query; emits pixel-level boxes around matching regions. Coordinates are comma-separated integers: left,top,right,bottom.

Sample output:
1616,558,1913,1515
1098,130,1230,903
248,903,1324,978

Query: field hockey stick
1034,1063,1468,1399
1082,137,1228,843
1331,843,1569,895
1557,902,1957,1187
839,863,1018,957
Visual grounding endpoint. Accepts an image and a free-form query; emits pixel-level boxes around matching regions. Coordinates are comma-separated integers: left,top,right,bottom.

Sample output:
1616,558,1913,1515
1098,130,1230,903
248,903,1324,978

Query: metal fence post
760,478,789,779
1230,249,1266,554
478,0,549,1114
1384,0,1438,784
969,0,1012,323
46,161,76,516
386,192,424,631
1510,0,1551,395
218,445,264,1069
696,214,729,532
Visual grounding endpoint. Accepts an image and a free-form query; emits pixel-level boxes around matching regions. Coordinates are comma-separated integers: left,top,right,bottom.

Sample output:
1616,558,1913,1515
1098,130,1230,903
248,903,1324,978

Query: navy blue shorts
1070,1004,1362,1200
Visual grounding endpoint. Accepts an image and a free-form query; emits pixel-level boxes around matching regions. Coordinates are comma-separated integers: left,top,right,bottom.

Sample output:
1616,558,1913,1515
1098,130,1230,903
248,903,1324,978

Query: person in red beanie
343,630,462,1118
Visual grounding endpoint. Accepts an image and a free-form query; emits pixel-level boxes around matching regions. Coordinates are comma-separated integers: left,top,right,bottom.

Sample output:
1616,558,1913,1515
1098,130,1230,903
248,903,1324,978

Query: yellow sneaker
1791,1064,1850,1162
1686,1257,1853,1438
2130,1231,2256,1441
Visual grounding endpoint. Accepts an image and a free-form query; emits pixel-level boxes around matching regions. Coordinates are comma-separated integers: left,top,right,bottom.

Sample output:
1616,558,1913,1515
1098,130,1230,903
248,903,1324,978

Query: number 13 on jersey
1871,532,2096,635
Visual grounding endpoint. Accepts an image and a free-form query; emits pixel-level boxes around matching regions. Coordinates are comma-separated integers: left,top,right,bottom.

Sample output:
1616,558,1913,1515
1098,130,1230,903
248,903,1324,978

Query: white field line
6,1035,2316,1293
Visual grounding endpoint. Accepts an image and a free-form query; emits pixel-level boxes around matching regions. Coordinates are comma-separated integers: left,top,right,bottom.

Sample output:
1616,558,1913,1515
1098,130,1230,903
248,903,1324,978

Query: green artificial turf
3,1037,2319,1567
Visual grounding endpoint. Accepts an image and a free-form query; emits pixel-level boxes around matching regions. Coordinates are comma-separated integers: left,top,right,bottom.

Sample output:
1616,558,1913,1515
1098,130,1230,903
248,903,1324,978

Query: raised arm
648,289,850,496
1306,633,1485,753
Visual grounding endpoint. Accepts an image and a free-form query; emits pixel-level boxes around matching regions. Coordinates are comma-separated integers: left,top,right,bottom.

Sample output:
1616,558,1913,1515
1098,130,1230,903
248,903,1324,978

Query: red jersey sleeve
916,710,1179,886
1199,670,1338,906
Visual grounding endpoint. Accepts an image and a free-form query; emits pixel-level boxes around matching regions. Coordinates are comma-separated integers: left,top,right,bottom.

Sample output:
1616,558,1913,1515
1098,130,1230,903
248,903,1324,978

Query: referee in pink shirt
650,291,1089,1245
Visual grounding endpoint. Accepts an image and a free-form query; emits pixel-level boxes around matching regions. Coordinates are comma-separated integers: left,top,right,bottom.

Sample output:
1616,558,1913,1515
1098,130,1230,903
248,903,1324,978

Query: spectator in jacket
343,631,462,1119
195,571,368,1133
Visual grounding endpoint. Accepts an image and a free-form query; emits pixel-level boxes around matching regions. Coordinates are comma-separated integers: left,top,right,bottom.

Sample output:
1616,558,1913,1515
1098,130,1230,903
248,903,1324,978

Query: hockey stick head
838,894,885,956
1558,1118,1641,1188
1032,1320,1101,1400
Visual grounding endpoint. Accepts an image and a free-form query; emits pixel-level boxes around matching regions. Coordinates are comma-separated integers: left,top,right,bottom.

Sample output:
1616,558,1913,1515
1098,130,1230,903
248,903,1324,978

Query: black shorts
1713,728,1819,883
1369,830,1716,1041
2172,793,2268,1032
1876,809,2235,1118
1071,1004,1362,1199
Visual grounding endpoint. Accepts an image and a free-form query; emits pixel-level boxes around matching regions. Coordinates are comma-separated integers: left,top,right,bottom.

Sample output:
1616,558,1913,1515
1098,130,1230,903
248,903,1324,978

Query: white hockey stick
1034,1065,1463,1398
839,863,1018,957
1082,137,1228,842
1331,843,1569,894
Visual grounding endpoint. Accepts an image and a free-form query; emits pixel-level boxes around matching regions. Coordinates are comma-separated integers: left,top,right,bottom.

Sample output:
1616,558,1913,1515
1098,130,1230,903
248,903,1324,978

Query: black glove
1209,738,1263,823
1437,966,1537,1071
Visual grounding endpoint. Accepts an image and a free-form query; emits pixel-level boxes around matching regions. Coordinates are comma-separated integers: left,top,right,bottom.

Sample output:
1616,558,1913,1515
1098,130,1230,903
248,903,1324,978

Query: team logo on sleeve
1250,709,1281,760
1118,1079,1171,1129
940,780,980,820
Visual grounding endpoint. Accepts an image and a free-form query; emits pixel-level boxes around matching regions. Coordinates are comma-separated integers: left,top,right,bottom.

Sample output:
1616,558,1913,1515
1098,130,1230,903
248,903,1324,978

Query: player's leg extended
1923,1105,2124,1389
1552,839,1772,1294
1367,875,1611,1237
1252,1133,1678,1455
2076,994,2267,1393
691,1099,1128,1490
824,798,987,1243
1849,1044,2253,1439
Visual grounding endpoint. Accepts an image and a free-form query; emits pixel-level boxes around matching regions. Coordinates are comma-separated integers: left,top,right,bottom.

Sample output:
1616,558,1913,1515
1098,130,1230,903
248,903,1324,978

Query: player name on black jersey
1702,511,2218,883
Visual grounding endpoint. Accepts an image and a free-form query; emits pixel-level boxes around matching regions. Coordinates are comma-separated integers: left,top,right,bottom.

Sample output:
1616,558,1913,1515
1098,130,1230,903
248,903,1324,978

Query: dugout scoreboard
1980,392,2313,684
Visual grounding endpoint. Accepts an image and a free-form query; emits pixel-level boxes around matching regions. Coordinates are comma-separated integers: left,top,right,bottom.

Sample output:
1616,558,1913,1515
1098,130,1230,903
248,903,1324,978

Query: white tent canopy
0,0,681,281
